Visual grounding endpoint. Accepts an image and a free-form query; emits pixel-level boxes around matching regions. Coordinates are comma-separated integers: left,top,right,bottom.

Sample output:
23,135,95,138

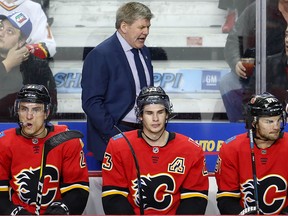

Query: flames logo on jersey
132,173,175,211
241,180,259,209
14,166,59,207
241,174,287,214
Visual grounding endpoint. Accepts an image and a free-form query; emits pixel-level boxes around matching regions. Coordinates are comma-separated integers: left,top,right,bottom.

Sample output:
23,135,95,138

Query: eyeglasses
18,106,44,116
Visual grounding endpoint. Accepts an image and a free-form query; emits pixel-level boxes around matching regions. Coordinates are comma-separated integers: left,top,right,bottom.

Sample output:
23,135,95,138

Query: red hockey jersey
0,125,89,214
102,130,209,215
215,132,288,214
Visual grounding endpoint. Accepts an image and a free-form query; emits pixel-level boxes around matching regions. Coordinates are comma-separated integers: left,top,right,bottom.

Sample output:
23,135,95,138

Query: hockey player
0,0,56,58
0,84,89,215
215,92,288,214
102,86,209,215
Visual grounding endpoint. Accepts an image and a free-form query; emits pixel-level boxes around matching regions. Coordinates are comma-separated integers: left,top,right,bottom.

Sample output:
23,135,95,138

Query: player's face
18,102,48,137
256,115,282,141
0,19,21,52
141,104,168,135
120,18,151,49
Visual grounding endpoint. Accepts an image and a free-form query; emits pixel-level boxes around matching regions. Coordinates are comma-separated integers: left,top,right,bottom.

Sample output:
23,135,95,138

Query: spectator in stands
0,84,89,215
32,0,51,23
81,2,154,166
219,0,288,122
102,86,209,215
0,12,57,121
215,92,288,214
0,0,56,58
219,0,255,33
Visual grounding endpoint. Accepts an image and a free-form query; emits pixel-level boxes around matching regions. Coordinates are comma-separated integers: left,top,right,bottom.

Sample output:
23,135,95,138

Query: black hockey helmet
246,92,286,129
14,84,51,115
135,86,173,120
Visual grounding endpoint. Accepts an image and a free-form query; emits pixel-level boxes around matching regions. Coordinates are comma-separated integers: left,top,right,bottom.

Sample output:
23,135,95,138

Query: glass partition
48,0,231,121
1,0,283,122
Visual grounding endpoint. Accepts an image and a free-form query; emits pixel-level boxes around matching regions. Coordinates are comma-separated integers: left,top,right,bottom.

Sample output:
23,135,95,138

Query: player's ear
251,116,257,128
45,109,50,119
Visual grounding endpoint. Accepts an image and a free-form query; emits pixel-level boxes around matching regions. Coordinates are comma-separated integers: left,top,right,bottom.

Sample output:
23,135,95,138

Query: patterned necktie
131,48,147,89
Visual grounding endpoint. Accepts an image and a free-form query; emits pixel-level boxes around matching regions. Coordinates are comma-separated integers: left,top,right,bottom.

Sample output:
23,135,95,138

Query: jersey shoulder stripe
225,135,237,144
112,133,123,140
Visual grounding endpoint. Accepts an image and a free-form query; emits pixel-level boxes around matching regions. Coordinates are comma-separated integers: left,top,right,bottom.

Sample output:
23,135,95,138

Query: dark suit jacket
81,32,154,161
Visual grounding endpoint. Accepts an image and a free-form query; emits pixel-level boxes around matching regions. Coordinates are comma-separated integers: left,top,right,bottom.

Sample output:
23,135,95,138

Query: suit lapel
112,34,136,92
